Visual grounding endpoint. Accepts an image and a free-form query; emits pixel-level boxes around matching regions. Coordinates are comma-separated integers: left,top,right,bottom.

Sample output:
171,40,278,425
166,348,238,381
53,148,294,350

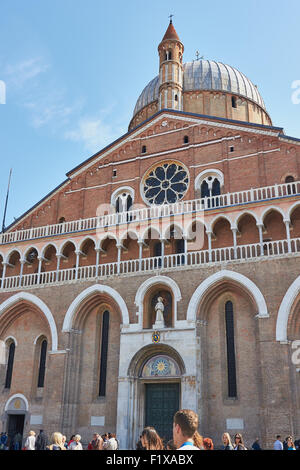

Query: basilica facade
0,21,299,449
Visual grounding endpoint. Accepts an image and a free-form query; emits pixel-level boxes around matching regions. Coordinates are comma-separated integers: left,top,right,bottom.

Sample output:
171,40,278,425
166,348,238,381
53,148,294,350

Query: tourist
47,432,66,450
104,433,118,450
166,439,177,450
67,434,75,447
62,435,68,450
203,437,214,450
251,437,262,450
172,409,200,450
193,431,204,449
35,429,49,450
140,427,164,450
0,432,8,450
136,436,145,450
233,433,247,450
68,434,83,450
24,430,36,450
12,432,22,450
286,436,296,450
88,433,103,450
221,432,233,450
273,435,283,450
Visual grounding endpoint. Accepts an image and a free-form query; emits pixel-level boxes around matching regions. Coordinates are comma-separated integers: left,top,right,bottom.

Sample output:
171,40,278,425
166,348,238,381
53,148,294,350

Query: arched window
165,51,172,61
225,301,237,398
37,339,47,388
5,341,15,389
142,145,147,154
198,172,223,208
231,96,237,108
99,310,110,397
183,135,189,144
285,175,296,195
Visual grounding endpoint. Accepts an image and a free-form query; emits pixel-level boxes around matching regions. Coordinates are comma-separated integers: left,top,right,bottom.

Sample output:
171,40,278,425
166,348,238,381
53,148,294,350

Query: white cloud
5,58,49,88
65,116,126,153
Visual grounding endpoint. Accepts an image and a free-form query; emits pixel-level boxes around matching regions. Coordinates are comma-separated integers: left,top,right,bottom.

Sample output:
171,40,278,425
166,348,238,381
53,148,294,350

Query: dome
132,59,266,118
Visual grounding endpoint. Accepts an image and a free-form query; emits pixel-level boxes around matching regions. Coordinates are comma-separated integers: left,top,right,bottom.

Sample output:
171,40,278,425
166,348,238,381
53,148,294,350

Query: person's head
51,432,64,447
29,430,35,436
93,433,100,439
62,435,66,443
193,431,204,449
286,436,294,448
39,430,44,434
234,433,244,446
141,427,164,450
166,439,177,450
70,434,75,441
203,438,214,450
74,434,81,443
173,409,199,448
222,432,232,446
276,435,281,440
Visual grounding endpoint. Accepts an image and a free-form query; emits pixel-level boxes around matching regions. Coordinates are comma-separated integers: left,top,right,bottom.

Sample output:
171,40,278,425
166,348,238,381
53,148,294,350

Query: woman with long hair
233,433,247,450
47,432,66,450
222,432,233,450
193,431,204,449
140,427,164,450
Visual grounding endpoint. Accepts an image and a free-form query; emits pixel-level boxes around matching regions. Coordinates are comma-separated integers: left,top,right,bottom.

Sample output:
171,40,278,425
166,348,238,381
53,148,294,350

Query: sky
0,0,299,229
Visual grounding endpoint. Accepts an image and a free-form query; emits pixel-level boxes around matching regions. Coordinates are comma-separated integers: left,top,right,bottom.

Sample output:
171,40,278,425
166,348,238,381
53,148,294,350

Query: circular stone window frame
140,159,190,207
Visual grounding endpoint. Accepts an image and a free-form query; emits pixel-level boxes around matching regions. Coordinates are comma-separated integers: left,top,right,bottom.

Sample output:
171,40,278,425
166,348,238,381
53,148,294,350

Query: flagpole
2,168,12,233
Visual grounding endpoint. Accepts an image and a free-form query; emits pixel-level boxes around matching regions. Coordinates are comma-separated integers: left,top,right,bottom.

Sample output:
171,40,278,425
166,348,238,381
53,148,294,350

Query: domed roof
133,59,266,117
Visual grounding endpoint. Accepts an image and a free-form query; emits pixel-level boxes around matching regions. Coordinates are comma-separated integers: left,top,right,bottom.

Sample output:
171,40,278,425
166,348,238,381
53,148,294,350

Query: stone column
284,219,292,253
257,223,264,256
117,244,122,274
206,230,212,262
18,259,25,287
37,256,43,285
232,226,238,259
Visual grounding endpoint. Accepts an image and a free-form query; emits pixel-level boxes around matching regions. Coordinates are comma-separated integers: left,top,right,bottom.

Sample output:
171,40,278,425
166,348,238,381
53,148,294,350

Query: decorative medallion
141,354,181,378
142,160,189,205
152,331,160,343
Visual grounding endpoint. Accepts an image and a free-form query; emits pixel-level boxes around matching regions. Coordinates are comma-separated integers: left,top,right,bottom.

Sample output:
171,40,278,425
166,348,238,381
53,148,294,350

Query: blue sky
0,0,299,229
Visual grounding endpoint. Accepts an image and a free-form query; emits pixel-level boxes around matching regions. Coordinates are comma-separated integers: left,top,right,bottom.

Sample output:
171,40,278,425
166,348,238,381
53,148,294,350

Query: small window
183,135,189,144
142,145,147,154
58,217,66,224
175,95,178,102
112,169,117,177
229,146,234,153
231,96,237,108
37,339,47,388
285,175,295,183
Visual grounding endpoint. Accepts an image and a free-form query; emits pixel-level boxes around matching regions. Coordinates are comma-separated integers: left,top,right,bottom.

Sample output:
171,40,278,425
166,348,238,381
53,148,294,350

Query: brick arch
0,292,58,351
187,270,269,323
62,284,129,332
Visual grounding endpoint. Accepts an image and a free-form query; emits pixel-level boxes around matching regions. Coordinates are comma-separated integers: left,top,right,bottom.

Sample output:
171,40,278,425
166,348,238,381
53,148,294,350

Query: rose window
143,161,189,205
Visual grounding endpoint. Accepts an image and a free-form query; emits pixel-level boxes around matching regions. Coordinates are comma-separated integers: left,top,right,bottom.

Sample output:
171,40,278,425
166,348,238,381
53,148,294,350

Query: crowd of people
0,410,299,451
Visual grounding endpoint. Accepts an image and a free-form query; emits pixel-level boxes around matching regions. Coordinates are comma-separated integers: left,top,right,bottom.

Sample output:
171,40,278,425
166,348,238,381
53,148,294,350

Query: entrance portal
7,414,25,449
145,383,179,443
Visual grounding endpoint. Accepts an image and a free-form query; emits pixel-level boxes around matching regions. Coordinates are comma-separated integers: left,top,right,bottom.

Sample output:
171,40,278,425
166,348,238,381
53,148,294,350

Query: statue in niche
154,296,165,328
150,290,172,329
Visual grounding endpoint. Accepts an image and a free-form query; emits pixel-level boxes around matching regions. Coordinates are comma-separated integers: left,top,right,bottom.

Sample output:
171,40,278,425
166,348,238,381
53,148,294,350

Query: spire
162,18,180,42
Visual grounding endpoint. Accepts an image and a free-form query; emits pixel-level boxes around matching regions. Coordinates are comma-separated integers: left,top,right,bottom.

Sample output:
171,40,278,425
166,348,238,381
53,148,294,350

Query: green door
145,383,179,443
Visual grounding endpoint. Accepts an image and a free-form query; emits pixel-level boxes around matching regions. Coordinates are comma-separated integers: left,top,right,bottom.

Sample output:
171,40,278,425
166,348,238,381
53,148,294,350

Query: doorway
145,383,179,443
7,414,25,449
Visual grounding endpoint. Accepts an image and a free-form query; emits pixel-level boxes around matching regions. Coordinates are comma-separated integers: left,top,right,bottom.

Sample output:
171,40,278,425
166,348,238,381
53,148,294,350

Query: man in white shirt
173,409,200,450
273,435,283,450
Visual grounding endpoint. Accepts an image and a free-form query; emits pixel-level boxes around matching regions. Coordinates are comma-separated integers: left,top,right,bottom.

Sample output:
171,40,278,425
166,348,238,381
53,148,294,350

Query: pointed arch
0,292,58,351
186,270,269,322
62,284,129,331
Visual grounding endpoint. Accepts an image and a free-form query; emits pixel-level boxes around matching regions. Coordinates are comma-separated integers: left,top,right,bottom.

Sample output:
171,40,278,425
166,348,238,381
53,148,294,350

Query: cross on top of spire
168,14,174,23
